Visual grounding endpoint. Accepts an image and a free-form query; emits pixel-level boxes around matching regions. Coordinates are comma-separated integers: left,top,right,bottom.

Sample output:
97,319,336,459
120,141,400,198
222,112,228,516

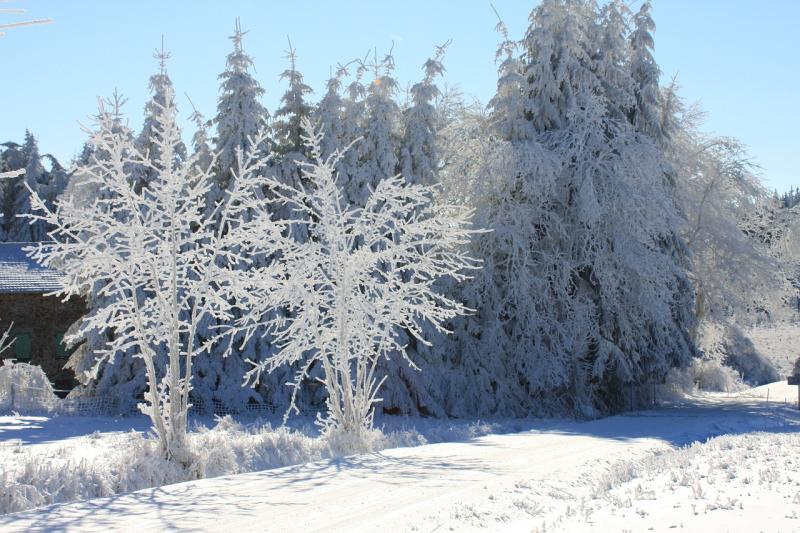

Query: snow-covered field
1,383,798,532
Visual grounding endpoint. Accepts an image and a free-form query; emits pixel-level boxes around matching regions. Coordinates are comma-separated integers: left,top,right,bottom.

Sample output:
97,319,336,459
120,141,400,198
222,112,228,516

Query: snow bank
558,431,800,531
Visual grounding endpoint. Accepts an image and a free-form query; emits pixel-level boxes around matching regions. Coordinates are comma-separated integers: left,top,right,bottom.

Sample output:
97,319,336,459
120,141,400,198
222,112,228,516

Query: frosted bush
0,414,465,515
0,360,59,414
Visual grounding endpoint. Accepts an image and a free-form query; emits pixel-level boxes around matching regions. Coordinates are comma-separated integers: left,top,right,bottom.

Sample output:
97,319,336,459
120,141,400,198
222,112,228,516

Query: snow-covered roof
0,242,63,294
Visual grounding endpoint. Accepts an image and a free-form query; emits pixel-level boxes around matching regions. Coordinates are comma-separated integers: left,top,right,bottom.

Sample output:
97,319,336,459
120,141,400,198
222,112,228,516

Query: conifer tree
273,38,313,157
487,8,531,142
313,65,349,159
8,131,48,241
595,0,635,122
211,18,269,209
133,40,187,192
399,41,448,186
629,0,662,139
185,95,213,174
352,47,400,206
195,19,273,412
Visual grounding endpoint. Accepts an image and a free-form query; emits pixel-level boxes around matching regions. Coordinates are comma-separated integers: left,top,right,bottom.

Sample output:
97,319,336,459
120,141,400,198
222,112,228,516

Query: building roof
0,243,64,294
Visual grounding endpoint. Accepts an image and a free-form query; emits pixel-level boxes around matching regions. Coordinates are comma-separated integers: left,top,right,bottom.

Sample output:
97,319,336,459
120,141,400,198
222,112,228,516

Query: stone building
0,243,86,393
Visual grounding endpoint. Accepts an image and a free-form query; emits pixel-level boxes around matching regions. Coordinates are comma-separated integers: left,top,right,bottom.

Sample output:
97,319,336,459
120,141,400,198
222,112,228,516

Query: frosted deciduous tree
0,2,52,39
661,81,780,326
25,93,279,462
61,93,148,404
244,119,477,437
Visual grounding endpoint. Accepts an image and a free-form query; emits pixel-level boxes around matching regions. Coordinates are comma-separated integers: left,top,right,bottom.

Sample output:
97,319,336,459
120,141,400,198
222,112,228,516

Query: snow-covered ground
1,384,798,532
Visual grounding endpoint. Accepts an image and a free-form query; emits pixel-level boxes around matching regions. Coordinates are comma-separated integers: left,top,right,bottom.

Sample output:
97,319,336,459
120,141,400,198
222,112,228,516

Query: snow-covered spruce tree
526,0,694,412
271,37,314,224
8,131,49,241
244,118,478,438
133,42,187,192
399,41,448,187
273,38,313,158
487,9,532,142
594,0,635,122
211,18,270,209
333,59,370,202
440,0,695,416
193,18,273,413
350,48,400,207
185,96,213,174
438,11,568,415
25,93,281,462
313,65,349,160
629,0,662,139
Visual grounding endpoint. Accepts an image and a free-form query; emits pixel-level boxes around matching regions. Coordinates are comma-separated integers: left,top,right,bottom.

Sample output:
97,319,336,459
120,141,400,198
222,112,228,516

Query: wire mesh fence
0,359,328,418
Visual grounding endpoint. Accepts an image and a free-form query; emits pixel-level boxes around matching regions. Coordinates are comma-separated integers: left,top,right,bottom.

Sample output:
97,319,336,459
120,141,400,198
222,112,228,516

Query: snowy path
2,394,798,532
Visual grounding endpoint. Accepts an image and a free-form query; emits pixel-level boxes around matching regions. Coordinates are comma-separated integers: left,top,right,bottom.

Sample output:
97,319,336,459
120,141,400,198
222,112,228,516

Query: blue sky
2,1,798,191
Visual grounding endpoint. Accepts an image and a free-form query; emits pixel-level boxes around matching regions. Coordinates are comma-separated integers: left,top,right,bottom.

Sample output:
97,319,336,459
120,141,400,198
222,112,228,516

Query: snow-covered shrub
691,359,746,393
0,360,59,414
696,322,778,388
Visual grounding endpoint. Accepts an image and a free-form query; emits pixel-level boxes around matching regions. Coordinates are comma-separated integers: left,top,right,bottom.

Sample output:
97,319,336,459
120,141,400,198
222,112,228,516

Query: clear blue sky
2,1,798,191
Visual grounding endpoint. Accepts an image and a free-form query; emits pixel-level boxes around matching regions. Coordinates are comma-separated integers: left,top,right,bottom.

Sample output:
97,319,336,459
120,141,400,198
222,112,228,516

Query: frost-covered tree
661,81,780,326
272,37,314,211
8,131,48,241
244,119,477,437
439,0,695,416
523,0,599,134
487,9,531,142
190,20,275,413
185,95,213,174
629,0,662,139
133,41,187,192
350,48,400,206
313,65,350,160
26,92,281,462
594,0,635,122
60,93,149,403
211,18,269,207
399,41,448,186
273,38,313,157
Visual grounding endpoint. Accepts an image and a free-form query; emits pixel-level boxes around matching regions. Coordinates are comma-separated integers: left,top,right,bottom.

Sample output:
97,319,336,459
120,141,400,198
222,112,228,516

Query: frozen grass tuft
0,414,517,515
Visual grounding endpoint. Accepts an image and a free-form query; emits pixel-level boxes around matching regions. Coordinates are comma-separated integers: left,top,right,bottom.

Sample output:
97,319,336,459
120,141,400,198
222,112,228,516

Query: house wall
0,292,86,392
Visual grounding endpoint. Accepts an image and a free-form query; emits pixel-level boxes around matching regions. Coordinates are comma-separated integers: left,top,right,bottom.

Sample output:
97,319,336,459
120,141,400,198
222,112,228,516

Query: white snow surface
1,385,798,532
